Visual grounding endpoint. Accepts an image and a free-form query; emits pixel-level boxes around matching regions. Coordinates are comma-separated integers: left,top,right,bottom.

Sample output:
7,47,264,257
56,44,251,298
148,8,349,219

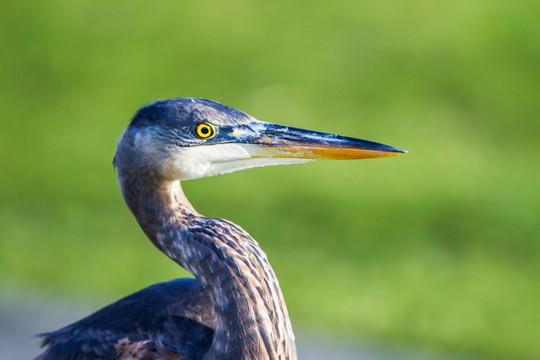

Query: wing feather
36,279,214,360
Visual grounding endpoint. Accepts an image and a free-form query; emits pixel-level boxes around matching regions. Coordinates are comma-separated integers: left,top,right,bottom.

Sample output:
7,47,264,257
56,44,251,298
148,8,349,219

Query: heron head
114,98,406,181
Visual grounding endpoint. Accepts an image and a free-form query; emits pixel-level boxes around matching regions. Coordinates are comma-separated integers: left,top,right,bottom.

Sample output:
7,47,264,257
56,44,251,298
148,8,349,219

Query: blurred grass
0,1,539,359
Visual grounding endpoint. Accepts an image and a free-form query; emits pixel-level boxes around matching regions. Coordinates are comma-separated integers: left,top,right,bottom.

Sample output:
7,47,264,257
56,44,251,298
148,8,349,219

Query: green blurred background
1,1,539,359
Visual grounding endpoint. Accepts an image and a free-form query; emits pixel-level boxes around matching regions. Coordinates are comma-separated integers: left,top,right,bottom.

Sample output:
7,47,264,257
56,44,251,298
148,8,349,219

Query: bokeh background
1,1,539,359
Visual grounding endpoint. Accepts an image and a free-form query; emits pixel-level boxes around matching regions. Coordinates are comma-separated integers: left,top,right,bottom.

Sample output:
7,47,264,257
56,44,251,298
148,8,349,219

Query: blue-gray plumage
36,98,405,360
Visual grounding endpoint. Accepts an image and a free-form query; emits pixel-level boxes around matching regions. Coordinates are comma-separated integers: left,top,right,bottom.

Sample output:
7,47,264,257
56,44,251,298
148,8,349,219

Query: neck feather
118,173,296,360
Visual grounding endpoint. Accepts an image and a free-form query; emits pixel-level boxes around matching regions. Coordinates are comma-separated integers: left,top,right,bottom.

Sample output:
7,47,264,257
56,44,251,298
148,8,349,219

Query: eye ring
194,123,215,139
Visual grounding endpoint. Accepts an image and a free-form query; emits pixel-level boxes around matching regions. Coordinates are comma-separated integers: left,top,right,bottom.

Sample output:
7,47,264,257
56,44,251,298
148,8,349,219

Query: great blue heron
36,98,405,360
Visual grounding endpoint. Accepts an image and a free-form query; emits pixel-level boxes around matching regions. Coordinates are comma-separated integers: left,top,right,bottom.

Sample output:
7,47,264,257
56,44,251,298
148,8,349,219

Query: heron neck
118,175,297,360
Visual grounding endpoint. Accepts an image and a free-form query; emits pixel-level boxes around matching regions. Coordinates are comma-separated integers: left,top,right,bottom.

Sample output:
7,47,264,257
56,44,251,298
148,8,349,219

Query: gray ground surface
0,283,470,360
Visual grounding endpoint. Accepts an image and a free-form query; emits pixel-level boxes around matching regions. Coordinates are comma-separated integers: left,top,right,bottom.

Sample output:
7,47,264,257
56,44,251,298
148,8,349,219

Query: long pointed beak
239,122,406,160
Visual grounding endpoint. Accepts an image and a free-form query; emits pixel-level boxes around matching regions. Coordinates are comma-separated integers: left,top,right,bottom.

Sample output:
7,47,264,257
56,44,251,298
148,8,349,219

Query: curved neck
118,173,297,360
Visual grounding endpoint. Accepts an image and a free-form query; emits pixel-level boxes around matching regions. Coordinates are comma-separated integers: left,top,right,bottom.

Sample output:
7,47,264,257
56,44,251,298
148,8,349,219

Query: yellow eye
195,123,215,139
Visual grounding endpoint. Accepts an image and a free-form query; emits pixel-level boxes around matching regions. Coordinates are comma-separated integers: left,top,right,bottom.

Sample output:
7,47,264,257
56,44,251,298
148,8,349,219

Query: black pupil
200,126,209,135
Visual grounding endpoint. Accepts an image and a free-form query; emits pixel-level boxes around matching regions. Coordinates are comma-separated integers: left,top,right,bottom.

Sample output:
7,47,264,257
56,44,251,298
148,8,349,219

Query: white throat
171,143,312,180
